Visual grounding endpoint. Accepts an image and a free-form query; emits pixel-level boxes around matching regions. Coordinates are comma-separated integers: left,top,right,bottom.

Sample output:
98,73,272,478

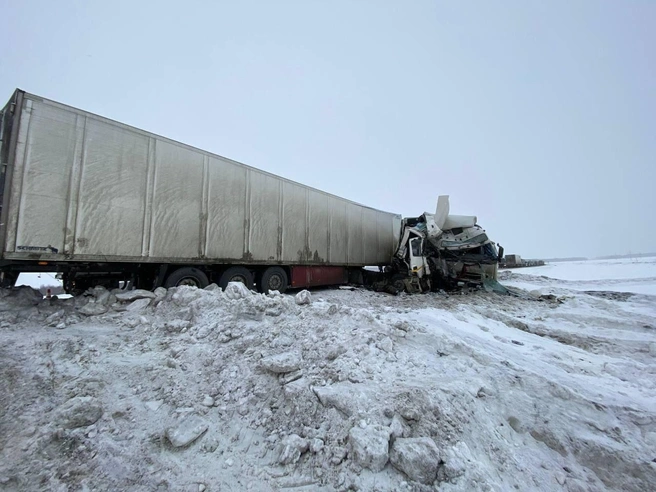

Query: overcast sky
2,1,654,259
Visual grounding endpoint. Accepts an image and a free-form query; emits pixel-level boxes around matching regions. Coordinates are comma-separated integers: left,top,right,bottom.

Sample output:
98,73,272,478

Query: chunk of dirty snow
165,415,208,448
295,290,312,305
124,298,151,312
144,400,164,412
439,441,472,483
390,414,410,439
94,288,114,306
153,287,167,302
277,434,309,465
393,320,410,332
348,425,391,472
56,396,103,429
314,386,348,411
312,383,372,418
330,446,347,465
201,395,215,407
195,323,216,339
165,319,192,332
45,310,65,326
115,289,156,302
78,301,108,316
310,438,324,453
224,282,252,299
389,437,440,485
204,283,220,292
260,352,302,373
280,370,304,385
283,377,308,398
3,286,42,305
377,336,394,353
90,286,108,298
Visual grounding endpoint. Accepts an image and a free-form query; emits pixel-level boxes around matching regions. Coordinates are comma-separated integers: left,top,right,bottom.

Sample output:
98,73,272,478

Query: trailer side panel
1,91,400,267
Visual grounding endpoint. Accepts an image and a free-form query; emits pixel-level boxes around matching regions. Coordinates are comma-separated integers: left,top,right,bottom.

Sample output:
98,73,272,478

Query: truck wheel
391,274,406,294
219,267,254,290
1,273,17,289
259,267,288,294
164,267,209,288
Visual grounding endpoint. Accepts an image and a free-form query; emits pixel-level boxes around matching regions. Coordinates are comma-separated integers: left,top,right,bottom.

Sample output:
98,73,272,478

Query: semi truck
0,89,499,295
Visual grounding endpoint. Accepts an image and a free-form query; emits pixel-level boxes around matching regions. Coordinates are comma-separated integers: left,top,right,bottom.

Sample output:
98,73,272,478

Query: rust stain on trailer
199,212,208,257
297,246,324,263
276,225,283,261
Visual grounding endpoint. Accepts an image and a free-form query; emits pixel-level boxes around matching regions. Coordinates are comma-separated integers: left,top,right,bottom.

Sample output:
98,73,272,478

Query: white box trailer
0,89,401,292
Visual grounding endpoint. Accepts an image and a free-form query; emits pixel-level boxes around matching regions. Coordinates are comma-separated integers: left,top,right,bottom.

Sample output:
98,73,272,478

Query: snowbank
0,272,655,491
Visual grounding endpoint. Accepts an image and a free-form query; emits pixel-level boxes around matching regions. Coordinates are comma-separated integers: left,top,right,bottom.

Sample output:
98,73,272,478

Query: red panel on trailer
290,266,348,288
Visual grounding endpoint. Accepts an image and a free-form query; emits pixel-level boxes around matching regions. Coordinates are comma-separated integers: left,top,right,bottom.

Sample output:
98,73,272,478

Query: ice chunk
389,437,440,485
277,434,308,464
295,290,312,305
55,396,103,429
115,289,156,302
261,352,302,373
78,301,108,316
124,298,151,312
348,425,391,472
165,415,208,448
224,282,252,299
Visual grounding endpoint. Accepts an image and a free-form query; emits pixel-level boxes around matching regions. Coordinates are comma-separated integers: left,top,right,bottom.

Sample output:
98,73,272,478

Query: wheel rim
178,277,200,287
268,274,283,291
230,275,248,285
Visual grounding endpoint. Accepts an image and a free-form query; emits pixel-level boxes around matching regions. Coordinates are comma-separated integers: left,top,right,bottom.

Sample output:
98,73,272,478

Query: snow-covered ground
502,257,656,296
1,261,655,491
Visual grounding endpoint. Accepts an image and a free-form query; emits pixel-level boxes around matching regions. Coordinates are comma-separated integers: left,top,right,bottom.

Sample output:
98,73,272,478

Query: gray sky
2,1,655,259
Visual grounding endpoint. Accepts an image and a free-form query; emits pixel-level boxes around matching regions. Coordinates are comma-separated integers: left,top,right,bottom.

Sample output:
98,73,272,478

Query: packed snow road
1,263,655,491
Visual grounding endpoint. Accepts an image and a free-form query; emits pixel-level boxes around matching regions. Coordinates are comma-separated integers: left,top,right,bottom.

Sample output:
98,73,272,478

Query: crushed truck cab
389,196,499,293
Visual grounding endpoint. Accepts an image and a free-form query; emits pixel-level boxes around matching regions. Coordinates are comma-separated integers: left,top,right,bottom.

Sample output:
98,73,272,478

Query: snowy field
502,257,656,296
1,261,655,491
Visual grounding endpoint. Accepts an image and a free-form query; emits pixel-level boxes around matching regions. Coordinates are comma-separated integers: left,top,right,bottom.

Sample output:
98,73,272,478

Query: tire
0,273,17,289
218,266,254,290
259,267,288,294
390,274,407,293
164,267,209,288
